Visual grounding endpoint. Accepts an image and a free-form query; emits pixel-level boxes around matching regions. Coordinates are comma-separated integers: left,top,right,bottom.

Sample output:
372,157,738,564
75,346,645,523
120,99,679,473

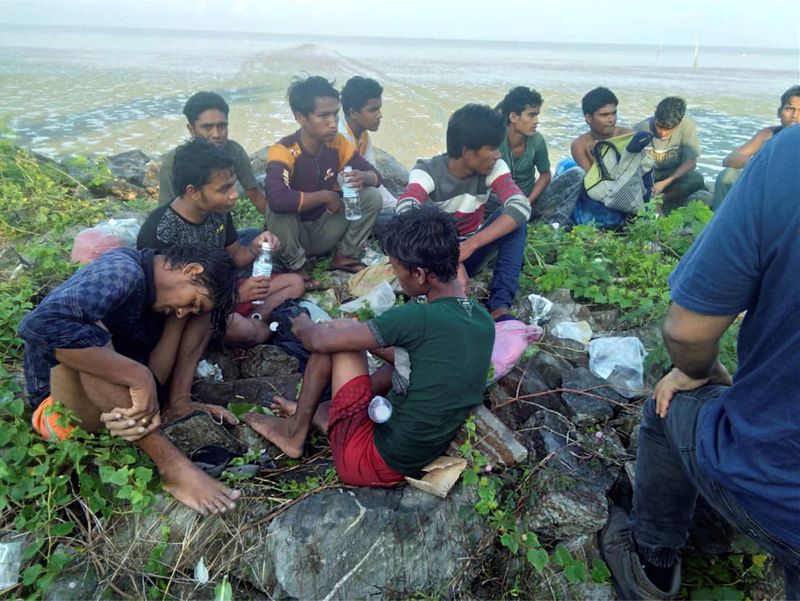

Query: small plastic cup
367,395,392,423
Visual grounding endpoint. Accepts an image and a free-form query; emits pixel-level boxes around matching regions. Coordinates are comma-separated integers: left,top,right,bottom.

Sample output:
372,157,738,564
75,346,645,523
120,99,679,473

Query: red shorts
328,375,404,487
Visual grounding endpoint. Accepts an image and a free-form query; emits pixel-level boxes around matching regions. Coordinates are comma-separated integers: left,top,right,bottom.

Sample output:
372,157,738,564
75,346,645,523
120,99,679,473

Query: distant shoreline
1,22,797,55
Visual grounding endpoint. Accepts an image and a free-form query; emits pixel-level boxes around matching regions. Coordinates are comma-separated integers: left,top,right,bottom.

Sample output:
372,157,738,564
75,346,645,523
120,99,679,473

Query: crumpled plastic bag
340,280,396,316
347,257,397,297
550,320,593,347
71,218,140,264
588,336,647,398
528,293,554,325
490,320,543,382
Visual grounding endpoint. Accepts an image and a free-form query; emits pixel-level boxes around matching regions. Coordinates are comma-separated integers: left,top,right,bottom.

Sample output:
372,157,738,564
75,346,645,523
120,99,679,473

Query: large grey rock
192,375,302,408
242,486,486,599
374,147,409,197
560,368,626,427
106,149,151,186
450,404,528,467
495,361,564,430
239,345,300,378
522,411,618,539
528,350,573,390
546,288,591,323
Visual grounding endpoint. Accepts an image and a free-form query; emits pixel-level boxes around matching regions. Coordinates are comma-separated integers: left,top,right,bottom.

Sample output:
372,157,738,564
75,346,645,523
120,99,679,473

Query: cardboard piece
405,456,468,498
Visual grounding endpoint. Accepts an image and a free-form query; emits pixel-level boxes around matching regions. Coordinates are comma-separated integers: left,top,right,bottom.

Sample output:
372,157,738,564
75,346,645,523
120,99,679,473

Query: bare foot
269,395,297,417
159,456,241,515
245,412,305,459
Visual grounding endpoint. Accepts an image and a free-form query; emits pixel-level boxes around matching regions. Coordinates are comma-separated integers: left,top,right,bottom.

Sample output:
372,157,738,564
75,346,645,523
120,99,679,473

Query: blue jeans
462,208,527,312
631,388,800,597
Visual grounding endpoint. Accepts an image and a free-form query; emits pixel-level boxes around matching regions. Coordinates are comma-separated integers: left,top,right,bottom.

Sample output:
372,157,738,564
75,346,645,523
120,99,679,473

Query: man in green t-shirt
246,206,495,486
159,91,267,214
498,86,552,220
634,96,706,213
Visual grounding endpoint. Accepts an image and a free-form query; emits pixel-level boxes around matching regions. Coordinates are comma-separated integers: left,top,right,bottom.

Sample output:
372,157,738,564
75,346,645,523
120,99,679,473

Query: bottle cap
269,321,279,332
261,242,272,251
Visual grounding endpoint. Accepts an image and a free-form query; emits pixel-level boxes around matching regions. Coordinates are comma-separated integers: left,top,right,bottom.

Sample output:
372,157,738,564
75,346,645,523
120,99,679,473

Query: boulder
106,150,151,187
450,404,528,467
560,368,626,427
192,375,302,408
239,345,300,379
373,147,409,197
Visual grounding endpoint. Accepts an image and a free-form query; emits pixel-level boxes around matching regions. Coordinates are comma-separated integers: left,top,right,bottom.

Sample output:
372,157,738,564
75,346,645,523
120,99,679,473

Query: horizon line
1,22,798,53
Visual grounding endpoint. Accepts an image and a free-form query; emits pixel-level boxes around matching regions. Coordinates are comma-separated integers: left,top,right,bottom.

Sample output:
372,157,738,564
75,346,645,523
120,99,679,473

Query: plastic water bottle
341,166,362,221
367,395,392,423
250,242,272,305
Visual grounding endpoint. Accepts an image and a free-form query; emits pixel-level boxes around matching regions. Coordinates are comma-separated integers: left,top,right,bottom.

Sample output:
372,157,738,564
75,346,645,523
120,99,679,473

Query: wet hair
379,205,459,283
780,85,800,108
183,91,230,125
161,244,237,337
287,75,339,117
499,86,543,123
582,87,618,116
172,138,235,197
341,76,384,115
654,96,686,128
446,104,505,158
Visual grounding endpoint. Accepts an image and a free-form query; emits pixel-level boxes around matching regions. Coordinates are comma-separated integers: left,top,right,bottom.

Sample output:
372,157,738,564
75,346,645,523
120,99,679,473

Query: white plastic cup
367,395,392,423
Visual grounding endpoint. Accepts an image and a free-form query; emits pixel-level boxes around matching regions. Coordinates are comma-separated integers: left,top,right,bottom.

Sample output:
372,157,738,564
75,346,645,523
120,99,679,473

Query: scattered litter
588,336,647,398
491,320,543,382
348,259,396,297
0,533,26,588
195,359,223,383
71,218,140,264
528,293,554,324
550,320,592,347
194,557,209,584
405,456,467,497
340,280,396,316
361,248,385,266
298,299,331,323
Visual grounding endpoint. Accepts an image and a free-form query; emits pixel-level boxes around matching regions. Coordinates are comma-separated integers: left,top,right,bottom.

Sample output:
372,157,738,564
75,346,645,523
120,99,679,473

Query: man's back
368,297,494,474
668,126,800,547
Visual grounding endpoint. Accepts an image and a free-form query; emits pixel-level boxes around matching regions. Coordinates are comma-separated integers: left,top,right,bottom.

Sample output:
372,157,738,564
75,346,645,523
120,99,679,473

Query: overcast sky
1,0,798,50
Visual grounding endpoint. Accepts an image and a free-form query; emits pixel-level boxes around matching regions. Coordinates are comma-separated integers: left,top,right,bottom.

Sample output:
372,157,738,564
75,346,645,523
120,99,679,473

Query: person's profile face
188,109,229,147
509,104,541,137
351,97,383,132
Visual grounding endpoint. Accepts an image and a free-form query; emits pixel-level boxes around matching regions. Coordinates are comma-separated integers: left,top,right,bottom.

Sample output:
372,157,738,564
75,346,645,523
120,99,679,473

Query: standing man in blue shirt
600,127,800,599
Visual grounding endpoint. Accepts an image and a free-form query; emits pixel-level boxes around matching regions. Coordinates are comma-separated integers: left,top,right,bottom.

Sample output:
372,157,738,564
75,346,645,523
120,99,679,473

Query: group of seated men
17,73,800,599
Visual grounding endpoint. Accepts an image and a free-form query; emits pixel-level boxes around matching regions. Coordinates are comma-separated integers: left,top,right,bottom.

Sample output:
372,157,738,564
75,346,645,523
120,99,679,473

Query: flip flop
190,445,230,477
328,260,368,274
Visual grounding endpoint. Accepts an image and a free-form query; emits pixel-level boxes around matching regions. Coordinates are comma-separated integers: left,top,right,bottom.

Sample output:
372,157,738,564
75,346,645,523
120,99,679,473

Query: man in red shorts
246,206,495,486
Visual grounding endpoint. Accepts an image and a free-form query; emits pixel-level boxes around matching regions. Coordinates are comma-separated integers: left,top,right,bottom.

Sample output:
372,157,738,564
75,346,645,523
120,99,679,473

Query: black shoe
599,506,681,600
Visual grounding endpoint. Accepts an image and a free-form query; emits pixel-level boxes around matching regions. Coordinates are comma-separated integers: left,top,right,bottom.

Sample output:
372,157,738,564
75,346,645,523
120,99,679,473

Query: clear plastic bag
71,218,140,264
588,336,647,398
340,280,396,316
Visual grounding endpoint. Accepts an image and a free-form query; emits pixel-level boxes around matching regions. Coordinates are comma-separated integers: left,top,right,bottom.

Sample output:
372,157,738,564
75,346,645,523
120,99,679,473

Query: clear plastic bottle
250,242,272,305
367,395,392,423
341,166,362,221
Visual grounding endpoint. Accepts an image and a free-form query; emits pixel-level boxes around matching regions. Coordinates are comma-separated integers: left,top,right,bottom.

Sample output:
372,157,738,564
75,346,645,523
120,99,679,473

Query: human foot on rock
269,395,297,418
245,412,305,459
159,456,241,515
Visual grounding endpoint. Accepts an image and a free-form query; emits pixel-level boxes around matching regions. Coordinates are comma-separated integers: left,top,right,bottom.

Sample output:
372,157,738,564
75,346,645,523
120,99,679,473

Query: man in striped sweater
396,104,530,321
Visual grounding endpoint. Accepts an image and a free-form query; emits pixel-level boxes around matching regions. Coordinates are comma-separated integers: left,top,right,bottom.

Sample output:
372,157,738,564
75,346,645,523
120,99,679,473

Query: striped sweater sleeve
265,143,302,214
396,167,435,213
486,159,531,224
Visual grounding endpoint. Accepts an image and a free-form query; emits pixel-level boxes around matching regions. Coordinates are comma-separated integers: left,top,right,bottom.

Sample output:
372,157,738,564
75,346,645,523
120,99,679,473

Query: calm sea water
1,25,798,179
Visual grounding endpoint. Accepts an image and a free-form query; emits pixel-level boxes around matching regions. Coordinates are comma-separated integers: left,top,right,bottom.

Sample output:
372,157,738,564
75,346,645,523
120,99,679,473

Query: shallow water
1,26,798,180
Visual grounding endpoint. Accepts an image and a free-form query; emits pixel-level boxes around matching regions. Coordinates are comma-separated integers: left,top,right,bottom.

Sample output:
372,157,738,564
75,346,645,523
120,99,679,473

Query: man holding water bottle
265,75,383,291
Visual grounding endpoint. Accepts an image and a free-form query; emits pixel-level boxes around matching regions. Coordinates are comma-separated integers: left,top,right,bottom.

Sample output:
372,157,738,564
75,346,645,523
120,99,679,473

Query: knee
360,187,383,215
282,272,305,298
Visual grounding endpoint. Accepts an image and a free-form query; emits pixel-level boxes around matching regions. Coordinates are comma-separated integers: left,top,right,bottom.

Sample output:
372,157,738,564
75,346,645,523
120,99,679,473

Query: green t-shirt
158,139,258,204
367,297,495,475
500,131,551,197
634,116,700,177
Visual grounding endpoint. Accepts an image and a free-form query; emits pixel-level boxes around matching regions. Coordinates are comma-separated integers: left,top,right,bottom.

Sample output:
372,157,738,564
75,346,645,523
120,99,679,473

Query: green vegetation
0,139,758,598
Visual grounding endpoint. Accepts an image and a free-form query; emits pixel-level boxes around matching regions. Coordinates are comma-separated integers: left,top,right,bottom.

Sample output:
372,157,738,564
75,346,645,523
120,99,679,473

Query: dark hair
287,75,339,116
446,104,505,158
582,87,618,116
341,76,383,115
183,91,230,125
172,138,235,197
380,205,460,283
161,245,237,337
654,96,686,128
500,86,543,123
780,85,800,108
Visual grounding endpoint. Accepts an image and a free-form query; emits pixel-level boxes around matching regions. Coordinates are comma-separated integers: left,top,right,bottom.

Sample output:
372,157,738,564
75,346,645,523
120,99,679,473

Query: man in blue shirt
19,245,242,516
600,127,800,599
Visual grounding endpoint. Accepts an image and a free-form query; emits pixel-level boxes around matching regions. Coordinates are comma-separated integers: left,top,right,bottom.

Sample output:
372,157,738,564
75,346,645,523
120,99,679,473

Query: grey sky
0,0,798,49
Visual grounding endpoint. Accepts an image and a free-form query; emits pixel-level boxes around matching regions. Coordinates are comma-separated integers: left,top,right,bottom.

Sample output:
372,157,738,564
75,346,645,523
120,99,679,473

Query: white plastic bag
528,293,553,325
71,218,140,264
588,336,647,398
340,280,396,316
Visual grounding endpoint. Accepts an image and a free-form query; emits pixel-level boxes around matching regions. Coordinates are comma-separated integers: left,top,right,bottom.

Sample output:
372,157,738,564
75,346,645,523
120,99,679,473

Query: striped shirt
397,154,530,236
